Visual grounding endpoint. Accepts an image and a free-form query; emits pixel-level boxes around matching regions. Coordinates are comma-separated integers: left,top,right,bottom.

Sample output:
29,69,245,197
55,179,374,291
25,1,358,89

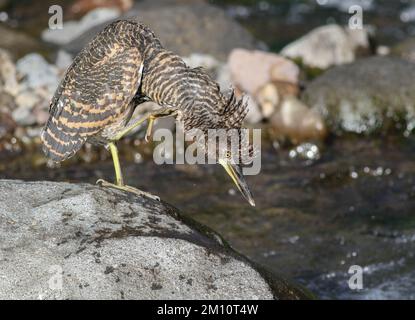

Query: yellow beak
219,159,255,207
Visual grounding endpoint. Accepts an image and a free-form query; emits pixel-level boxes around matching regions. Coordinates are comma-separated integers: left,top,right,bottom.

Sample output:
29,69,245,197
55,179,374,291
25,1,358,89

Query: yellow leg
96,142,160,201
113,108,178,142
114,114,150,141
109,142,123,186
145,115,156,142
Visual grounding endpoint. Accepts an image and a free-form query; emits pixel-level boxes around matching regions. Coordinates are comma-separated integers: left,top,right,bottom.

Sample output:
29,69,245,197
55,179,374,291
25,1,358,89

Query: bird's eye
225,151,232,158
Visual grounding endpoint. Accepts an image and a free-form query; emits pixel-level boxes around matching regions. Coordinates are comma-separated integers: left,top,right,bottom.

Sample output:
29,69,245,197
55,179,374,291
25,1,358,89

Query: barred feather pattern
41,19,251,162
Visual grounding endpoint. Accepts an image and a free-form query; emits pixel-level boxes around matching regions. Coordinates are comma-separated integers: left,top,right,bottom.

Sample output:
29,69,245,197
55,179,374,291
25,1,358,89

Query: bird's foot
96,179,160,201
145,108,178,142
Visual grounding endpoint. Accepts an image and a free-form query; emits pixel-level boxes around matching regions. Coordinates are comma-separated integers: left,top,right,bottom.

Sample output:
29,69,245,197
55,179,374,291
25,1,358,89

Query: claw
96,178,105,186
96,179,160,201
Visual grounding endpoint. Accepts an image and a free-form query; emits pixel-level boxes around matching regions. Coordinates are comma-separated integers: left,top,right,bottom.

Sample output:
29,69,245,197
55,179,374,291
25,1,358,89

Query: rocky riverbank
0,180,312,299
1,0,415,160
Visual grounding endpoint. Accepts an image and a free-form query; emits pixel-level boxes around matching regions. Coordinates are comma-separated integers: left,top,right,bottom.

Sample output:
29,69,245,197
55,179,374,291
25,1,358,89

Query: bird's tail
41,117,86,162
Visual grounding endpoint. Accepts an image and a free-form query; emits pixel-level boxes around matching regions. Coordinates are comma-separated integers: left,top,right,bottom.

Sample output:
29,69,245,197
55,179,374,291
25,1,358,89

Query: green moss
291,57,325,81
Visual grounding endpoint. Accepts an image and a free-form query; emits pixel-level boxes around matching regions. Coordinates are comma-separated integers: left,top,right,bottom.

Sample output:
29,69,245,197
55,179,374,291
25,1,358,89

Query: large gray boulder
302,56,415,135
62,1,262,61
280,24,371,69
0,180,311,300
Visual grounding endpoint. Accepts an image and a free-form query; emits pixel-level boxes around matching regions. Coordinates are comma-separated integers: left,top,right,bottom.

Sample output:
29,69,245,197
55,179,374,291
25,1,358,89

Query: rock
14,91,40,109
281,24,371,69
12,104,37,126
391,37,415,63
69,0,133,17
9,53,62,126
0,49,18,97
16,53,59,95
41,8,121,45
55,50,73,73
229,49,299,95
33,106,51,125
257,83,279,119
182,53,222,80
0,180,312,299
182,53,220,70
216,64,232,92
302,57,415,135
376,45,390,56
0,91,15,114
0,112,16,138
0,25,42,59
269,58,300,84
64,1,262,61
270,96,327,143
256,81,300,119
244,95,263,124
400,5,415,23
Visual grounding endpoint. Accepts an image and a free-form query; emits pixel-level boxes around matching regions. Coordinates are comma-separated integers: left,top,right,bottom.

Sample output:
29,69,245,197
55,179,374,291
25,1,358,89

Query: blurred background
1,0,415,299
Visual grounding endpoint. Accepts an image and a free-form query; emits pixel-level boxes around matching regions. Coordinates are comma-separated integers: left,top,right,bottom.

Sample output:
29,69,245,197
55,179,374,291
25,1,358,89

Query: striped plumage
41,19,254,206
41,20,247,161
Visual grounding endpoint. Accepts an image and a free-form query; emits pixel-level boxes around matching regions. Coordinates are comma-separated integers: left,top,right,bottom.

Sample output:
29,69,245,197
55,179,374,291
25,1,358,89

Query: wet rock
244,95,263,124
69,0,133,17
0,91,15,114
281,24,371,69
12,91,40,126
64,1,262,61
0,49,18,97
391,37,415,63
16,53,59,94
55,50,73,73
10,54,61,126
229,49,299,96
302,56,415,135
33,105,51,125
0,25,42,59
11,105,36,126
0,180,312,299
257,83,279,119
256,81,300,119
0,49,18,126
14,91,40,109
376,45,390,56
0,112,16,138
270,96,327,143
216,63,232,93
182,53,222,80
42,8,121,45
182,53,220,70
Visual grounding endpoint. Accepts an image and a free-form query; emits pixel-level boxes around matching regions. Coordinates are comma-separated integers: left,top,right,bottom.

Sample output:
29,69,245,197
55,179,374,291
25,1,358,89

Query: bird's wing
41,42,143,162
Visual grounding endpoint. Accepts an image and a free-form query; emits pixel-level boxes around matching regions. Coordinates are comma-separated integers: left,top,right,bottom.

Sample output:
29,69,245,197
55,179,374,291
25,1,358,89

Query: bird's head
189,88,256,206
220,90,256,207
217,145,256,207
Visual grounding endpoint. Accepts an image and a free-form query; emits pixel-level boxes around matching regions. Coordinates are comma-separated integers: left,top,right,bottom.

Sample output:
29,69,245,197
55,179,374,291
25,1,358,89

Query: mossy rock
302,56,415,135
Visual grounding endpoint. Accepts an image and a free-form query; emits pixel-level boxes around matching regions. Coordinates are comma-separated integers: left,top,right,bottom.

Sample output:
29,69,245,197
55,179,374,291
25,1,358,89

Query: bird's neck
141,48,223,131
141,48,192,107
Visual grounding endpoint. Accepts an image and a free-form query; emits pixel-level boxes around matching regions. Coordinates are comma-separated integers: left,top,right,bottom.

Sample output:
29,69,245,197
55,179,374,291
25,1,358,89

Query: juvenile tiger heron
41,20,255,206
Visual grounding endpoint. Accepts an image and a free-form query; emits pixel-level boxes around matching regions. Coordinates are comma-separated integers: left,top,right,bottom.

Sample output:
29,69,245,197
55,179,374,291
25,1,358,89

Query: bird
41,19,255,206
